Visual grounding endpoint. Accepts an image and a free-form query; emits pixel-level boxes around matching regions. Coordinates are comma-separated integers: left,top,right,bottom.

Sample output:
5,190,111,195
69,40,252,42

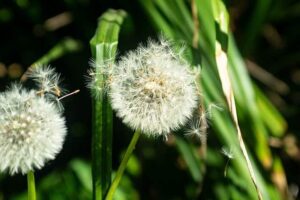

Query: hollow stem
105,129,141,200
27,170,36,200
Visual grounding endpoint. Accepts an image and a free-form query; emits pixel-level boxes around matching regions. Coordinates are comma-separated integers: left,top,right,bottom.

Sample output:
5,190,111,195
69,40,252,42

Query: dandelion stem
90,10,126,200
27,171,36,200
105,129,141,200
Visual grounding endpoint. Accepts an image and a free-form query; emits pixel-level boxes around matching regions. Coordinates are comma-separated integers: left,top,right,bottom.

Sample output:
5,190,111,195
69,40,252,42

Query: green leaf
175,137,203,182
139,0,286,199
70,159,92,192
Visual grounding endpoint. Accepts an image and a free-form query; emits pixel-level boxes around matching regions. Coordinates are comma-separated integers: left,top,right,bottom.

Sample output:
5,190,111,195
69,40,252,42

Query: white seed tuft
221,146,234,177
221,146,234,159
27,65,65,97
185,116,207,139
86,59,114,100
109,39,198,136
0,84,67,175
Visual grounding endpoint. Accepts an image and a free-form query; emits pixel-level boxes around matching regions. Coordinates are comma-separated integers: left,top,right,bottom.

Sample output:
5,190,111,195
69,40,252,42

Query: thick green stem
92,97,113,200
105,130,141,200
27,171,36,200
90,9,126,200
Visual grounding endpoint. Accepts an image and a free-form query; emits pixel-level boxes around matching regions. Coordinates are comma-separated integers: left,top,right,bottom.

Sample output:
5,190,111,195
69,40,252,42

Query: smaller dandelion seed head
110,39,198,136
0,84,67,175
27,65,66,97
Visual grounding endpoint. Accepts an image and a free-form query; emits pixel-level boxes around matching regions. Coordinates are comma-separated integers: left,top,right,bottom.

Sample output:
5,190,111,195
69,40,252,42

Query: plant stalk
27,170,36,200
90,9,127,200
105,129,141,200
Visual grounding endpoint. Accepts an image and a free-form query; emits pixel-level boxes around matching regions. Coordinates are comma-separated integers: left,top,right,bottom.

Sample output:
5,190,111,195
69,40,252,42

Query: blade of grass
241,0,272,55
174,0,194,30
89,9,126,200
228,36,273,168
140,0,284,199
140,0,255,194
154,0,192,40
175,136,203,182
212,1,263,199
271,156,290,199
139,0,175,38
254,85,287,137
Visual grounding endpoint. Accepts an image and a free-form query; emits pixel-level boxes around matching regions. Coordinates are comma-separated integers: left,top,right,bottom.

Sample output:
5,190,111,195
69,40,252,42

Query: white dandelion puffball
109,40,198,136
0,85,66,175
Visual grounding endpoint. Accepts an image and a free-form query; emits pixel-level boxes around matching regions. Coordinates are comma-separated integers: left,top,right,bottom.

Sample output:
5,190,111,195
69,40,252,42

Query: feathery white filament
0,85,66,175
109,40,198,136
27,65,64,96
86,59,113,99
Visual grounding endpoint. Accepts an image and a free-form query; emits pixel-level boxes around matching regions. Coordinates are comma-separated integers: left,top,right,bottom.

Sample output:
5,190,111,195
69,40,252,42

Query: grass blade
139,0,286,199
212,1,263,199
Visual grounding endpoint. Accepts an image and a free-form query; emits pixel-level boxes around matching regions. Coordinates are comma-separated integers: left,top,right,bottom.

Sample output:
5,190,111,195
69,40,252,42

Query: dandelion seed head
0,84,66,175
27,65,65,96
110,39,198,136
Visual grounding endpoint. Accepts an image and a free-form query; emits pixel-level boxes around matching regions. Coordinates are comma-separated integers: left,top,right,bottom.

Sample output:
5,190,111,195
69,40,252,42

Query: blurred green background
0,0,299,199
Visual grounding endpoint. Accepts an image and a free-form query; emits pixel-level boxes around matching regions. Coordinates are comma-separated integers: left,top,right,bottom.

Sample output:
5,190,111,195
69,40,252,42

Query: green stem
27,171,36,200
105,130,141,200
92,97,113,200
90,10,126,200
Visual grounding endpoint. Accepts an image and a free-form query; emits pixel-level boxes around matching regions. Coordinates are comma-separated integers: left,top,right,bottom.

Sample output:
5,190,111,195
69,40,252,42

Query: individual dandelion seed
109,39,198,136
205,103,223,120
185,117,207,140
221,146,234,159
0,84,67,175
221,146,235,177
